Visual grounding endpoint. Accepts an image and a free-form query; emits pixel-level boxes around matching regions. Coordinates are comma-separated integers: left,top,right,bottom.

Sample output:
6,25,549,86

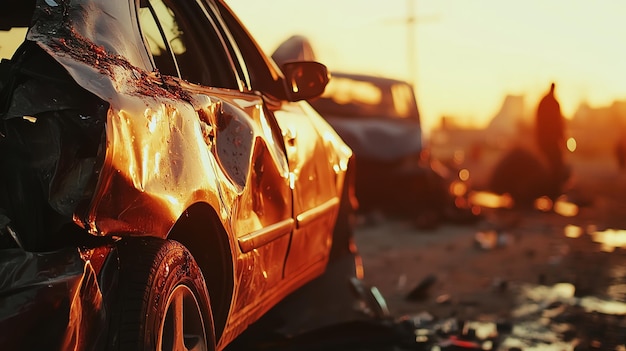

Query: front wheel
113,237,215,351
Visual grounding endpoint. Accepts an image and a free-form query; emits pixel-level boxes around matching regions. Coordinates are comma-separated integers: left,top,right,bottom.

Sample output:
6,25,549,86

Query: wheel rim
159,284,208,351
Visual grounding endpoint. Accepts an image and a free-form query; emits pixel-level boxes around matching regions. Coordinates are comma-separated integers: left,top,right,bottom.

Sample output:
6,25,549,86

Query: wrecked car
306,72,477,226
0,0,357,350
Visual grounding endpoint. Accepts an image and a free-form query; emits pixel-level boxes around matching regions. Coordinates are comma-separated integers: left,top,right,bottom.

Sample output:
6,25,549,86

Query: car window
324,77,382,107
390,82,420,120
138,0,239,89
201,1,250,91
311,76,419,121
214,1,287,100
311,77,386,119
138,1,180,78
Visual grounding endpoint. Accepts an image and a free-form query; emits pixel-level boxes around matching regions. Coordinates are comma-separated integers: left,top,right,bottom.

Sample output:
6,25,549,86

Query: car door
137,0,294,306
215,2,340,280
272,103,341,277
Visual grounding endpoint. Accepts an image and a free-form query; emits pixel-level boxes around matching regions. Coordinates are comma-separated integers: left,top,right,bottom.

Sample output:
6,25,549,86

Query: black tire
113,237,215,351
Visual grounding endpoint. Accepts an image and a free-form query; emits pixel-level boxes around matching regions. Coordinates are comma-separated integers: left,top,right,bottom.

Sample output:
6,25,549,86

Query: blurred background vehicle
309,72,479,227
272,35,479,227
272,35,479,228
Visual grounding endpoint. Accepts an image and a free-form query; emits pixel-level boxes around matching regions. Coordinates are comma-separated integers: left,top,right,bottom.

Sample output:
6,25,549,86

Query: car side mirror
281,61,330,102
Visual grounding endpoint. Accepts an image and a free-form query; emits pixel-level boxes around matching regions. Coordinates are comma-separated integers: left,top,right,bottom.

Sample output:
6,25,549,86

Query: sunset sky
226,0,626,136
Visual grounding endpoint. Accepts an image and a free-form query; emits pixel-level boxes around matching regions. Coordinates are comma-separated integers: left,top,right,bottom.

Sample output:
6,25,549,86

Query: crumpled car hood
26,0,154,96
323,116,423,162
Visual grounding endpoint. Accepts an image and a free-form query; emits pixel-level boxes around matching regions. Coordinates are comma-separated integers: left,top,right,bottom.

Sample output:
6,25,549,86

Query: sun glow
226,0,626,136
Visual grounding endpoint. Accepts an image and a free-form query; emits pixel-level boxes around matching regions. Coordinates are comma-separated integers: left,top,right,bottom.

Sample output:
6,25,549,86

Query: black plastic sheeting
0,246,115,350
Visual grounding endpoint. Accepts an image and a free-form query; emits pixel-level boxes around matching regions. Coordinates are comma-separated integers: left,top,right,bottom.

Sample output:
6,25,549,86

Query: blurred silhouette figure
535,82,566,196
489,146,551,208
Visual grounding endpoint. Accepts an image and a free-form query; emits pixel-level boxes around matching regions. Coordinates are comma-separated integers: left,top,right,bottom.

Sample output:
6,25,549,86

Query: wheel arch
167,202,234,343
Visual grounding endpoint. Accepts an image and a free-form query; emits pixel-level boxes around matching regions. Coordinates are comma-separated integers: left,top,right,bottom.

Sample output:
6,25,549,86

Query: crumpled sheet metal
28,0,153,85
21,0,291,238
1,1,353,348
85,94,220,236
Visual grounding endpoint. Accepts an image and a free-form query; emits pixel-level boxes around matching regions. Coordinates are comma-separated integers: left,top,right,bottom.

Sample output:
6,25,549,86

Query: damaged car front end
0,0,357,349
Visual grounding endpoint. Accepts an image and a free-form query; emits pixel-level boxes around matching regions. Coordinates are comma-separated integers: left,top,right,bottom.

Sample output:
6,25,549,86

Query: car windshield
311,75,419,121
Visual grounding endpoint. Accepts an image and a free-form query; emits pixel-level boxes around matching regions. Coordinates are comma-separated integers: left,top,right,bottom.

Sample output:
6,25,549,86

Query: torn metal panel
27,0,154,86
11,0,296,241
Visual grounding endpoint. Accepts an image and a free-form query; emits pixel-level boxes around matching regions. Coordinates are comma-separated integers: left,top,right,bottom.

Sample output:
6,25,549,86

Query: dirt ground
229,150,626,351
353,151,626,349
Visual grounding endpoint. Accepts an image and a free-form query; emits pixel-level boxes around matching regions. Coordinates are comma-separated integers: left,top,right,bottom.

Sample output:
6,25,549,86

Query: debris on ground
406,274,438,301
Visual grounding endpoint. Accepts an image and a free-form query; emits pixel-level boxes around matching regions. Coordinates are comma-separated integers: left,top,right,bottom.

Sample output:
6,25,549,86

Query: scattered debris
228,281,626,350
436,294,452,304
474,230,512,250
406,274,438,301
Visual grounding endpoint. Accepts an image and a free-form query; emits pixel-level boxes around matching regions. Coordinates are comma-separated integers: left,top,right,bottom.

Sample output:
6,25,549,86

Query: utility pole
407,0,417,88
384,1,438,89
405,1,439,87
